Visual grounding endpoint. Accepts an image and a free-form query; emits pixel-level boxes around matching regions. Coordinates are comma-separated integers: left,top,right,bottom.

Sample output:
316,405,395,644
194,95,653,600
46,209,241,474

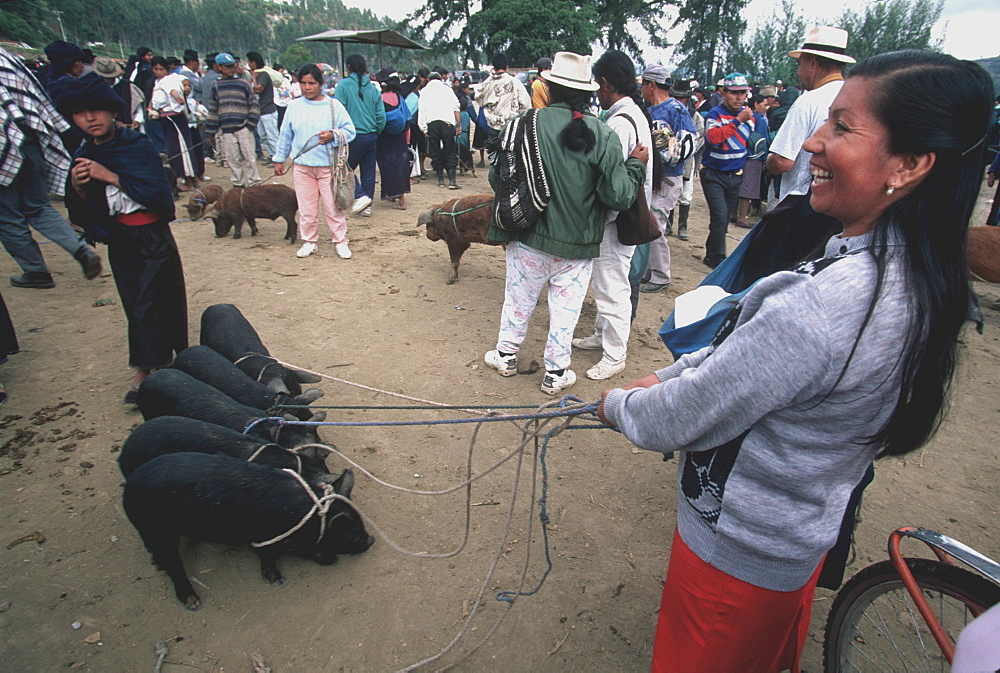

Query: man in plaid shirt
0,47,101,288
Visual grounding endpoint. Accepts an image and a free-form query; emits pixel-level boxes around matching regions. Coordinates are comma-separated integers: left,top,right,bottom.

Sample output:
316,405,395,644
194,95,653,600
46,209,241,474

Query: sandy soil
0,158,998,673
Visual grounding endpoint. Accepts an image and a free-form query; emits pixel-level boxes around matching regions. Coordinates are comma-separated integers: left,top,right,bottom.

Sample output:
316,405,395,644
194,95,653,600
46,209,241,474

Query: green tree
730,0,808,85
595,0,676,62
278,43,314,71
468,0,600,67
408,0,480,69
837,0,944,63
671,0,749,82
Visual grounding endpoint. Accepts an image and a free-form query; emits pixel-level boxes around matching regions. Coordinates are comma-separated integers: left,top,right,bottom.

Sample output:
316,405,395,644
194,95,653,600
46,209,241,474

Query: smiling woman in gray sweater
599,50,996,673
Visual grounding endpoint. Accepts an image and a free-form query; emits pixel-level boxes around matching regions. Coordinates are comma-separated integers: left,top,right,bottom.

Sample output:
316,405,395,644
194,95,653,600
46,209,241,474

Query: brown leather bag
613,113,659,246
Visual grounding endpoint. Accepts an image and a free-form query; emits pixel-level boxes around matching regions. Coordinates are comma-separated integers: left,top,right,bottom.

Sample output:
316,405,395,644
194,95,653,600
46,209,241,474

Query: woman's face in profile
803,77,899,236
72,108,115,140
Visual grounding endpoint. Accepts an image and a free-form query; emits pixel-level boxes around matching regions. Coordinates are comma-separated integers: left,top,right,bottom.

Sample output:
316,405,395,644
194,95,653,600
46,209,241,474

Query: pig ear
332,469,354,497
293,388,324,405
308,410,327,423
293,370,322,384
298,445,327,463
268,377,291,395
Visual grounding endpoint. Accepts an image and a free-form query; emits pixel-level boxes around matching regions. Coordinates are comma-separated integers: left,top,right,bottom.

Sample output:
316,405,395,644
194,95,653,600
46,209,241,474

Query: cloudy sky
341,0,998,62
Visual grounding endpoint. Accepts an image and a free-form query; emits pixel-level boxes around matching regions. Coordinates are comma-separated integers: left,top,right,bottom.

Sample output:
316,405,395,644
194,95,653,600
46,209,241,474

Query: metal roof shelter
296,29,427,74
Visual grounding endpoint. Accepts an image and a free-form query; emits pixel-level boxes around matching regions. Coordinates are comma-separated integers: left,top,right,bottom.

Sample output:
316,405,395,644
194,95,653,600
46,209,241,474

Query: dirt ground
0,157,998,673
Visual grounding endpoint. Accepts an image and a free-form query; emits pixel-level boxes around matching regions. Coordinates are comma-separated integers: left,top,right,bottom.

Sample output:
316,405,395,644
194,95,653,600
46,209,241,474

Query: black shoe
10,272,54,289
639,281,671,293
74,245,102,280
677,225,689,241
123,386,139,405
702,257,722,270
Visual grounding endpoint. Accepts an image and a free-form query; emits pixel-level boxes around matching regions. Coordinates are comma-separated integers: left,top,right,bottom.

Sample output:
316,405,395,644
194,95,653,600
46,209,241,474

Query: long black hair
345,53,367,99
851,50,993,457
546,81,595,152
592,50,659,184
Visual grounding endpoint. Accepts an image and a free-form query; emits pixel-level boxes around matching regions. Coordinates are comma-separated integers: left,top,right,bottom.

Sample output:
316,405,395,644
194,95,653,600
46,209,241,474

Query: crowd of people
1,25,999,672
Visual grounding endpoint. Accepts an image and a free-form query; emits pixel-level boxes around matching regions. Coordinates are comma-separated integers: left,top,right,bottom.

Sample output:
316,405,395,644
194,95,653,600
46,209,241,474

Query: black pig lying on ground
118,416,331,479
172,346,323,421
136,369,326,449
209,184,298,242
123,453,373,609
200,303,322,396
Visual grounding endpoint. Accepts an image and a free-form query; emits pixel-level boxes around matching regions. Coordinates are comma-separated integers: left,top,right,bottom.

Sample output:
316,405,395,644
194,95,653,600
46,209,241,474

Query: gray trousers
220,127,261,188
0,140,84,275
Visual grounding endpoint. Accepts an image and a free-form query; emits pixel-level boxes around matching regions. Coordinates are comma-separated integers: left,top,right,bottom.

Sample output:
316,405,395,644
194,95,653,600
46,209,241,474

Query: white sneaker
484,350,517,377
541,369,577,395
335,242,352,259
296,242,318,258
571,333,603,350
586,357,626,380
350,195,373,215
360,206,372,217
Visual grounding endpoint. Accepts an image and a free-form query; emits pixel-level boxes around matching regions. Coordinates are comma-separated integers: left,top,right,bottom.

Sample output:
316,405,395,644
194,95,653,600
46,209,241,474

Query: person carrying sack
483,51,648,396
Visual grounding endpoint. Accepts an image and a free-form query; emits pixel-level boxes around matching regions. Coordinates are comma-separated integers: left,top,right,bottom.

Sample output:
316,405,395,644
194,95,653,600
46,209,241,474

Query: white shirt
417,79,459,132
768,80,843,201
151,73,187,114
604,97,654,224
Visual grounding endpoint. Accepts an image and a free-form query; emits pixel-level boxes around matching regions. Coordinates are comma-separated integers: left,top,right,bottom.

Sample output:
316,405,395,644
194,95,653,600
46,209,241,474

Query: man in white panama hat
766,26,856,203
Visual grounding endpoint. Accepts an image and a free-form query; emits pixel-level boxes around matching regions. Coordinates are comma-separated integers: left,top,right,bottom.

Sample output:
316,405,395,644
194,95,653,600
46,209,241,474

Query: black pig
200,303,321,396
173,345,323,421
136,369,326,449
123,453,373,609
118,416,331,479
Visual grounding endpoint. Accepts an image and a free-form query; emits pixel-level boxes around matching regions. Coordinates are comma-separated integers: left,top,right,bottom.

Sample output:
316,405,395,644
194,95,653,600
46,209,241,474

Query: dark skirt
739,159,764,199
0,291,18,365
105,220,188,369
156,114,200,178
377,131,411,200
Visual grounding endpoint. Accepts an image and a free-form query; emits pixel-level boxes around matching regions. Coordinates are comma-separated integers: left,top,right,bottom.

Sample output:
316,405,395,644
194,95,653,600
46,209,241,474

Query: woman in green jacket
484,52,648,396
334,54,385,217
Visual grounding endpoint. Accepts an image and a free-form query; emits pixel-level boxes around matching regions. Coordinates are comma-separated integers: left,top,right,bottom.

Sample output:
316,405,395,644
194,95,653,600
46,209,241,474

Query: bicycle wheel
823,558,1000,673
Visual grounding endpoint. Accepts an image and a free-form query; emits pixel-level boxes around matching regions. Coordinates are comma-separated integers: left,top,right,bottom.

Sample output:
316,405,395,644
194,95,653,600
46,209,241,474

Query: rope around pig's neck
250,469,344,548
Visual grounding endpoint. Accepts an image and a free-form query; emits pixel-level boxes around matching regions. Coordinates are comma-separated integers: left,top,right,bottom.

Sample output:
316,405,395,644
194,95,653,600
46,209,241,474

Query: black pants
700,166,743,266
427,120,458,172
106,221,188,369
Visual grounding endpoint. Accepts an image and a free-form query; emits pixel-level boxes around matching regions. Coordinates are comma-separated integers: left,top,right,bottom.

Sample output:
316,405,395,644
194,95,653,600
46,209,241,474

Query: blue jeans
349,132,378,200
257,111,279,158
0,139,85,274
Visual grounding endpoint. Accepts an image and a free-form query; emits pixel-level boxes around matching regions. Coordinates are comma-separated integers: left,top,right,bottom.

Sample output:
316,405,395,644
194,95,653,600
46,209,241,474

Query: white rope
251,469,339,548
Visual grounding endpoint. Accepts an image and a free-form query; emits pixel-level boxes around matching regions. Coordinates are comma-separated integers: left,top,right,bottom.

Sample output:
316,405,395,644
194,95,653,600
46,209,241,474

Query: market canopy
297,29,427,72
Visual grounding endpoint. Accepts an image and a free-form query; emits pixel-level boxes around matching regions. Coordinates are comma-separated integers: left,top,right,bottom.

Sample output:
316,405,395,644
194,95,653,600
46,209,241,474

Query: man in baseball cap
767,27,855,202
699,71,756,268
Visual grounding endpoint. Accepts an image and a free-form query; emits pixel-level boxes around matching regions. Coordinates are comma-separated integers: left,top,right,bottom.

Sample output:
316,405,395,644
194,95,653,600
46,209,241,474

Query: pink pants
293,164,347,245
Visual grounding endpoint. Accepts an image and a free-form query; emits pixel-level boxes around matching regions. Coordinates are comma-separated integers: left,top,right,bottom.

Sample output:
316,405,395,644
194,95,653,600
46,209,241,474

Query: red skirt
651,528,822,673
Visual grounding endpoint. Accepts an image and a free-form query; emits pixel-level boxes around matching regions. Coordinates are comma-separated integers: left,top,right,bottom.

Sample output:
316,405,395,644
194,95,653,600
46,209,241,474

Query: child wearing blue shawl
51,73,188,404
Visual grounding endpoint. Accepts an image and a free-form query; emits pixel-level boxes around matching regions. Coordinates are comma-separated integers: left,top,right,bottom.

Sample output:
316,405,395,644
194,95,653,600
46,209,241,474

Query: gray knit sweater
604,232,913,591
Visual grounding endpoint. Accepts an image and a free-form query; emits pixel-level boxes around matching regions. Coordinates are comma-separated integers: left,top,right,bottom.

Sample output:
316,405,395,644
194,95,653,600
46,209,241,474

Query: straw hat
540,51,598,91
787,26,856,64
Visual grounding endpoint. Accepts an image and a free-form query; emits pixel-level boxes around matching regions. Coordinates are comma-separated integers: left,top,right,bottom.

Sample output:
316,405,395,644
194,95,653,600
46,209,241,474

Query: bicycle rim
823,558,1000,673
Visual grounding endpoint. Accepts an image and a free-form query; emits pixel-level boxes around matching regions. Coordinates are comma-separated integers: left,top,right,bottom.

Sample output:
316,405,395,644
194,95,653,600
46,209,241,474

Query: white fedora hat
540,51,599,91
788,26,856,64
